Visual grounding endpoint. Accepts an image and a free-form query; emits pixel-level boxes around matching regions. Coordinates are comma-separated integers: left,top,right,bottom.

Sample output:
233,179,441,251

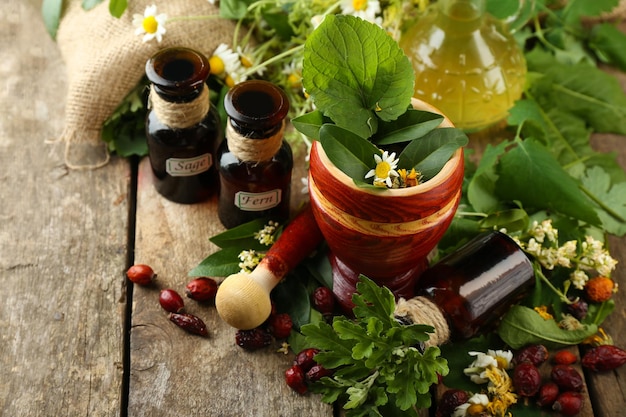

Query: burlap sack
56,0,238,169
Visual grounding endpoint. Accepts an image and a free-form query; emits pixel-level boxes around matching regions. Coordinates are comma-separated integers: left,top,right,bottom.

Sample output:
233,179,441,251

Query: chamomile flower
452,393,489,417
282,61,302,90
365,150,399,188
132,5,167,43
237,45,265,76
340,0,383,26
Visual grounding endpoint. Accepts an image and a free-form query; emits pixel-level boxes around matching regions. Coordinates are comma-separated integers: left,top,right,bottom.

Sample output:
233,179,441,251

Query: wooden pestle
215,206,324,329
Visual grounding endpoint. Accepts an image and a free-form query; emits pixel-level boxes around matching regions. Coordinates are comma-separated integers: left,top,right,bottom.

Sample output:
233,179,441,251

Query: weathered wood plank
129,157,332,417
0,2,129,416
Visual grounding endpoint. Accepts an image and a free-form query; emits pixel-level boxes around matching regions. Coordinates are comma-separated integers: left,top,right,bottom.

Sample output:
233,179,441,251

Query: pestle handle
215,206,323,329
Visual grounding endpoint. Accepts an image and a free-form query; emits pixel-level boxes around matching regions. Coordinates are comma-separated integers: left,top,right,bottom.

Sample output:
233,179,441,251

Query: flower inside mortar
365,150,399,188
133,5,167,43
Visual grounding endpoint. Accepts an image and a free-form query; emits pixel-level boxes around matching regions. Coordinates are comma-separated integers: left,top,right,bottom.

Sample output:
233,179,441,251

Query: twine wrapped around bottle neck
226,120,284,163
394,296,451,348
149,84,210,129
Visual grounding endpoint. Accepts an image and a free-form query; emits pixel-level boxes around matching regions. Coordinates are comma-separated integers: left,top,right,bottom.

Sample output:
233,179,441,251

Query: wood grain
0,2,128,416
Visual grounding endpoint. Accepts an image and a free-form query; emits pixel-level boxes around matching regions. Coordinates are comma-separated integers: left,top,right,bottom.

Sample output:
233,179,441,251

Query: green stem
241,44,305,78
534,263,571,304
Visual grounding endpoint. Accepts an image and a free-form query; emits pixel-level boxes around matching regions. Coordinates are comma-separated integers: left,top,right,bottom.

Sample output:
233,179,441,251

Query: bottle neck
226,119,285,163
149,84,210,129
436,0,484,32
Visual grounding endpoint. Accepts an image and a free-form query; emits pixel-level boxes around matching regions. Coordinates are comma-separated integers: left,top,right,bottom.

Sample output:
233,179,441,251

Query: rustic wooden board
129,157,332,417
0,2,129,416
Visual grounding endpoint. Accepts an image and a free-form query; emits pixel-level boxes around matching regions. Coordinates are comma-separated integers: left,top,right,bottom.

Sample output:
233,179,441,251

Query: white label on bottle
166,154,212,177
235,190,282,211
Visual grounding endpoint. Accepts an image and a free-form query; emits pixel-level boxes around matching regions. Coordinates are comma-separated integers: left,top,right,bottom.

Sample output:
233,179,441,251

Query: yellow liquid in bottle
399,1,526,131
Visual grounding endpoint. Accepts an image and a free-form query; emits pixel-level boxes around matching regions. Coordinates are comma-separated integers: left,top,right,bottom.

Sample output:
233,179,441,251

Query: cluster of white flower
238,249,263,273
254,220,279,246
455,350,517,417
513,219,618,290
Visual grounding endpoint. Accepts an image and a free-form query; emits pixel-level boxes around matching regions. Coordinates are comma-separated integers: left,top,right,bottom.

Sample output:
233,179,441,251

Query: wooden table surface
1,2,625,416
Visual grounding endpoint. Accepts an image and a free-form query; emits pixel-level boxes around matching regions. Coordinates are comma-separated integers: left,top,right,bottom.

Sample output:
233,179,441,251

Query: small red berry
294,348,319,372
553,391,583,416
582,344,626,372
554,350,577,365
436,389,470,417
168,312,209,337
311,287,335,315
126,264,156,285
551,364,584,392
306,364,332,383
235,328,271,351
185,277,218,302
159,289,185,313
537,382,560,408
513,362,542,397
285,365,308,394
514,344,549,366
268,313,293,339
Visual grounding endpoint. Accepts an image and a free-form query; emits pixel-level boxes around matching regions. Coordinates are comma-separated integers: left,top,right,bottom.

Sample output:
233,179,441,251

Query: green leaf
260,5,295,40
82,0,104,11
108,0,127,18
219,0,255,19
478,208,530,233
273,277,311,329
580,166,626,235
319,124,380,185
302,14,414,138
561,0,619,25
398,128,468,181
352,276,396,324
188,247,243,277
291,110,328,140
589,23,626,72
526,49,626,134
495,139,601,225
467,141,509,213
498,305,598,349
41,0,64,39
372,110,443,146
209,217,274,249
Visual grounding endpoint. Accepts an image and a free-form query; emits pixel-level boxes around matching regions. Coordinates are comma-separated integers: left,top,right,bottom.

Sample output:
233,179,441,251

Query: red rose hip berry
554,349,577,365
306,364,333,383
159,288,185,313
294,348,319,372
513,362,542,397
268,313,293,339
553,391,583,416
185,277,218,302
436,389,470,417
285,365,308,394
514,344,549,366
235,328,272,351
537,382,560,408
581,344,626,372
126,264,156,285
551,364,583,392
312,287,335,315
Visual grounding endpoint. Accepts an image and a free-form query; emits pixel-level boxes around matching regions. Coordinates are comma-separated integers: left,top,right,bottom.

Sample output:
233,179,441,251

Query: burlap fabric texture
56,0,238,169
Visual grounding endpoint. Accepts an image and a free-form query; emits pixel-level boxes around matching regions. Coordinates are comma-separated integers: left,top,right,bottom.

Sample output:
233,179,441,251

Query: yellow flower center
467,404,486,416
495,357,508,369
287,73,301,88
353,0,367,11
209,56,225,75
225,74,235,88
375,161,391,178
240,55,253,68
142,16,159,34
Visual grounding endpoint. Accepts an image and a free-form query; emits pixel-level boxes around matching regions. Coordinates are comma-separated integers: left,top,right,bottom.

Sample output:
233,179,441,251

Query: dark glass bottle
145,47,222,204
415,231,534,341
218,80,293,228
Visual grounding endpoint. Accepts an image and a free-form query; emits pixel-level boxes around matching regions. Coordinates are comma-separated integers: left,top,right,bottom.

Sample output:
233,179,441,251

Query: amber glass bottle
415,231,534,341
218,80,293,229
145,47,222,204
